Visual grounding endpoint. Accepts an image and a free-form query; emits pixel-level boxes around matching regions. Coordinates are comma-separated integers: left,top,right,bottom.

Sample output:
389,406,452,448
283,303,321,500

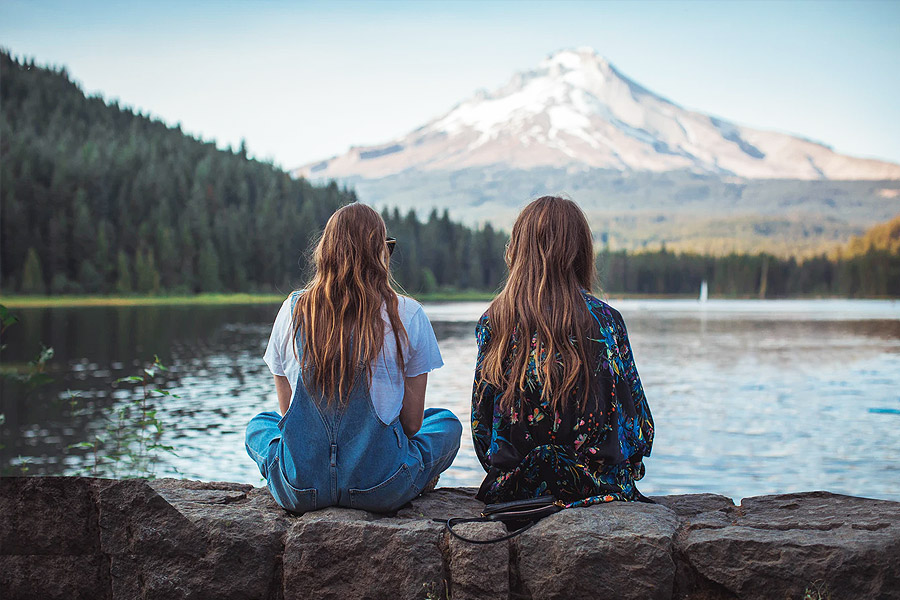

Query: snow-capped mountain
296,47,900,181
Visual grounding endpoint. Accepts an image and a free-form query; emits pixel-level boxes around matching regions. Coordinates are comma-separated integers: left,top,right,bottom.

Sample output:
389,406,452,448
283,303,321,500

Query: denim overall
245,305,461,513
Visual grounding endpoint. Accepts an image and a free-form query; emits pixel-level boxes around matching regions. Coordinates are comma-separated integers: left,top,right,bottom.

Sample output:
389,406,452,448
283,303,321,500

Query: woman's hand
399,373,428,437
274,375,291,416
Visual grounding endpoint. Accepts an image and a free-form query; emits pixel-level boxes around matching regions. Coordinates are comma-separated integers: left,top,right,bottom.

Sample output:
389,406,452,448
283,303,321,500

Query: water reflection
1,300,898,502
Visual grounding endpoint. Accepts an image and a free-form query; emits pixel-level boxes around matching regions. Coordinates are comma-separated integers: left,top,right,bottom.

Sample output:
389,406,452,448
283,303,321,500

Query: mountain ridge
296,48,900,182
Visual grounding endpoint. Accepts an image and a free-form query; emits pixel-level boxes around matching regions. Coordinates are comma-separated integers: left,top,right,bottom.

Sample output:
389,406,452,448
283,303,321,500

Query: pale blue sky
2,0,899,169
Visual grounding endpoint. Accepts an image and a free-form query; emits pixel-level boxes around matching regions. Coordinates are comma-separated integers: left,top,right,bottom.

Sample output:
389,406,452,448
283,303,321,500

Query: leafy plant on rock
67,354,178,479
0,304,54,395
0,304,55,471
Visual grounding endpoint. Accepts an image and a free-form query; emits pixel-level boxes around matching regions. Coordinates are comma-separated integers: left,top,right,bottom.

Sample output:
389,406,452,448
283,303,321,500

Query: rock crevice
1,477,898,600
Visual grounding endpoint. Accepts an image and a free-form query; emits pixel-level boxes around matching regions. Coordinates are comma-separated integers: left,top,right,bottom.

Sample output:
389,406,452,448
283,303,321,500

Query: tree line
0,51,507,296
2,50,897,299
381,208,507,294
597,215,900,298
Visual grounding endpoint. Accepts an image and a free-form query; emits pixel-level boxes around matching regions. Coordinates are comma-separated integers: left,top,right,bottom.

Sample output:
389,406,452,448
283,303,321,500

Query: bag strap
635,488,655,504
442,490,652,544
441,516,542,544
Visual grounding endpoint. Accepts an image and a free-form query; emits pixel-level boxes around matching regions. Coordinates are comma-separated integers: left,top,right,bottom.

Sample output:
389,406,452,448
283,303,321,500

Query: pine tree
134,248,161,294
94,222,112,286
21,247,46,294
72,189,95,260
78,260,104,292
420,268,437,294
198,241,222,292
155,224,178,289
115,250,133,294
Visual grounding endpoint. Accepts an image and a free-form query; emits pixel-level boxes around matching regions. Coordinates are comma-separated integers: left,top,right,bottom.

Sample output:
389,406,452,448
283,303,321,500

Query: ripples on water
1,299,898,502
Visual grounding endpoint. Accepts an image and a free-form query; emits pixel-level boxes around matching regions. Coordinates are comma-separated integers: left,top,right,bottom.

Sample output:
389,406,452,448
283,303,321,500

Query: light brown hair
292,203,406,403
479,196,596,413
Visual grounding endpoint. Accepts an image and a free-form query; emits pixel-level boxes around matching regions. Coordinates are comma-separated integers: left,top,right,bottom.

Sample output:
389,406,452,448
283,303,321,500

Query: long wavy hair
292,203,406,404
479,196,597,413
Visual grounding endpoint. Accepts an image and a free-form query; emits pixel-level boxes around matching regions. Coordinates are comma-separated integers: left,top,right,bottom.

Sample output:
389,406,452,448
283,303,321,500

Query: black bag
443,496,564,544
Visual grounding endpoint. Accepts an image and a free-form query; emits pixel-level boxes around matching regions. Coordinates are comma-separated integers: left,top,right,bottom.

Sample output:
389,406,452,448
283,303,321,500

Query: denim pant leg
245,411,282,479
409,407,462,489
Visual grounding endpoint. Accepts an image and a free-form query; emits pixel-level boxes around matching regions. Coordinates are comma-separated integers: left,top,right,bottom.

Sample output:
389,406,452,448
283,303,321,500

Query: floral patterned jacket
471,291,654,507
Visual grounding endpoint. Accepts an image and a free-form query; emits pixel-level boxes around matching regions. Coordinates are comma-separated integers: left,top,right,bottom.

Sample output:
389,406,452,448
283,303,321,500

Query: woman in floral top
471,196,654,507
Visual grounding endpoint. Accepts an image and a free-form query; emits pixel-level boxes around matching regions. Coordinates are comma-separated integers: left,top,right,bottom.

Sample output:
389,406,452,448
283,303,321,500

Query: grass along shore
0,290,502,308
11,290,883,309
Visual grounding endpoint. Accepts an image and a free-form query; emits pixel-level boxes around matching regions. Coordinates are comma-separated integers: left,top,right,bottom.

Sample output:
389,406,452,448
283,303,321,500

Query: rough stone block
448,521,509,600
0,554,110,600
680,491,900,600
0,477,103,555
99,479,207,557
515,501,679,600
116,478,292,600
283,509,446,600
651,493,735,518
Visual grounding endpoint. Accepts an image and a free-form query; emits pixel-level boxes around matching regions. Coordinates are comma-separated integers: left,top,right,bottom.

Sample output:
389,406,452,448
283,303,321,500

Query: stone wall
1,477,898,599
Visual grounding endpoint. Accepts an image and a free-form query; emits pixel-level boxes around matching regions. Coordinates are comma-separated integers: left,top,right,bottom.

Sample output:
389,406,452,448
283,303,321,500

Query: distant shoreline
0,293,288,308
4,291,896,308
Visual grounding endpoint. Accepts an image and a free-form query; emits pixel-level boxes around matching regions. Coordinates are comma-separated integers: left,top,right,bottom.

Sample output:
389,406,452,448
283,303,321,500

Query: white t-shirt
263,294,444,424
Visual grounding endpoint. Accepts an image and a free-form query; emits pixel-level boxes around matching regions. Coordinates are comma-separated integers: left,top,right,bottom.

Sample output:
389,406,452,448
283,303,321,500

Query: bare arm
399,373,428,437
274,375,291,416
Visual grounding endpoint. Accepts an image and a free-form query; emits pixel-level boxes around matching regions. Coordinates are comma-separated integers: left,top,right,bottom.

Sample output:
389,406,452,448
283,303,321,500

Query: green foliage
67,355,178,479
422,581,449,600
843,213,900,257
1,301,175,478
0,304,18,348
420,268,438,294
801,581,832,600
0,304,55,464
0,303,54,394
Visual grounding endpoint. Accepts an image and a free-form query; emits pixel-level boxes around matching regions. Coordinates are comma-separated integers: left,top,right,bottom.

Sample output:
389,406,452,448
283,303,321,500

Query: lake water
2,299,899,502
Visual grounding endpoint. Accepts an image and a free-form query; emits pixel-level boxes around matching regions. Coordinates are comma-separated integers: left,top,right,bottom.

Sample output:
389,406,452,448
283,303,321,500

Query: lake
1,299,899,502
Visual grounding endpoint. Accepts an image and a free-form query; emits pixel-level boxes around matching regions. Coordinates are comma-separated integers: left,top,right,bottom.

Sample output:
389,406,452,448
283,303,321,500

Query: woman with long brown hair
246,203,461,513
472,196,654,506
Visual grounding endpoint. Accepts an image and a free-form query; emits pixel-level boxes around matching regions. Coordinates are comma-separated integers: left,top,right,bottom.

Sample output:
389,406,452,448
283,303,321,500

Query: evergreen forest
596,217,900,298
2,50,898,298
0,51,507,296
